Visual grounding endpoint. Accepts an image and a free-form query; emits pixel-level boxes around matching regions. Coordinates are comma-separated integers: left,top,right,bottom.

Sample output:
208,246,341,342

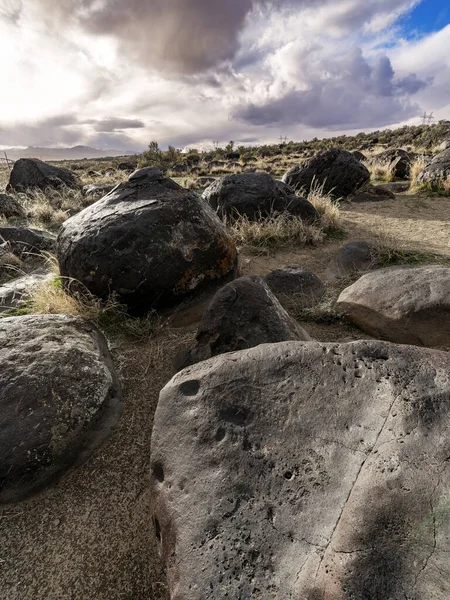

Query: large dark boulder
57,168,238,313
265,266,325,309
0,315,123,503
417,148,450,188
0,193,25,218
202,172,319,222
151,340,450,599
368,149,413,180
174,275,310,371
336,264,450,345
7,158,80,192
0,227,56,254
282,148,370,199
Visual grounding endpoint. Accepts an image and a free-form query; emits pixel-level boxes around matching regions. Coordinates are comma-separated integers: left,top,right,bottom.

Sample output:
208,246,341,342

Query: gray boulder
380,181,410,194
0,315,123,503
174,275,310,371
336,264,450,345
203,172,319,222
0,270,53,314
282,148,370,199
151,340,450,599
171,163,190,174
0,227,56,254
349,184,395,202
196,176,216,188
117,161,136,171
7,158,80,192
0,193,25,218
326,241,378,281
417,148,450,188
369,149,413,179
57,168,237,313
265,266,325,309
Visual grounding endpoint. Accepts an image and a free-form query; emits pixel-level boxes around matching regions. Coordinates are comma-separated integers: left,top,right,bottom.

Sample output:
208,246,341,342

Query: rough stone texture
57,168,237,313
117,161,136,171
0,227,56,254
82,183,118,197
0,270,53,314
325,241,378,281
151,340,450,600
7,158,80,192
336,264,450,345
0,193,25,218
203,172,319,223
349,184,395,203
196,176,216,188
352,150,366,162
282,148,370,199
417,148,450,187
0,315,123,503
174,275,310,371
265,266,325,309
171,164,190,174
369,149,413,179
380,181,410,194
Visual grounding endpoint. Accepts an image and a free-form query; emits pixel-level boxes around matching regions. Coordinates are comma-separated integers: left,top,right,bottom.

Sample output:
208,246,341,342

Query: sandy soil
2,191,450,599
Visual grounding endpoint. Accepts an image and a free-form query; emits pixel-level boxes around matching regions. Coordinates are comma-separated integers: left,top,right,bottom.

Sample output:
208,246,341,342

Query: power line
421,112,434,126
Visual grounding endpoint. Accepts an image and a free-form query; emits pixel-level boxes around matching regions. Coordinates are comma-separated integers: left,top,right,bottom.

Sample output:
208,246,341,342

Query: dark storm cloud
233,50,430,130
90,118,145,132
33,0,423,73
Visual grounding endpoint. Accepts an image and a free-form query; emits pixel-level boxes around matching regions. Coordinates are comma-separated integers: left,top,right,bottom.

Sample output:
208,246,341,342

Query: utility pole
279,135,288,144
421,112,434,126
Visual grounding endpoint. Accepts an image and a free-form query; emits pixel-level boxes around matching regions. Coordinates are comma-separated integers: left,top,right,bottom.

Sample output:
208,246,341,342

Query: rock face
0,227,56,254
151,340,450,600
203,172,319,222
0,315,123,503
174,275,310,370
417,148,450,187
352,150,366,162
370,149,413,179
282,149,370,199
265,266,325,309
326,241,378,281
336,264,450,345
349,184,395,202
7,158,80,192
0,270,53,314
82,183,118,197
57,168,237,313
0,193,25,218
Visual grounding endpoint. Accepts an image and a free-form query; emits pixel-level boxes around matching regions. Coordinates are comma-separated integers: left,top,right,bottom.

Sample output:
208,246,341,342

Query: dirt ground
2,192,450,599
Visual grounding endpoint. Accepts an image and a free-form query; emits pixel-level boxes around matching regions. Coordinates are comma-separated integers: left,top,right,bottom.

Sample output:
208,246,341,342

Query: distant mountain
1,146,139,161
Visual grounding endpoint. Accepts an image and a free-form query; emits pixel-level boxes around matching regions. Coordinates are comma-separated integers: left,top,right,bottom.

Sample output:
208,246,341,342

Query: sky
0,0,449,152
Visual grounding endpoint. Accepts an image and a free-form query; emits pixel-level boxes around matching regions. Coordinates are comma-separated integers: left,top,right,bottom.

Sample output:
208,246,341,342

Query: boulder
203,173,319,223
417,148,450,188
0,315,123,503
117,161,136,171
325,241,378,281
369,149,413,179
196,176,216,188
174,275,310,371
380,181,410,194
336,264,450,345
171,163,190,174
6,158,80,192
0,227,56,254
57,168,237,313
352,150,366,162
82,183,118,197
349,184,395,202
265,266,325,309
151,340,450,599
0,193,25,218
0,270,53,314
282,148,370,199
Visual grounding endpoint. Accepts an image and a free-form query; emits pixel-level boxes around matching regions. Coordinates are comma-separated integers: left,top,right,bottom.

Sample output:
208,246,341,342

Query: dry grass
364,159,395,182
305,182,341,230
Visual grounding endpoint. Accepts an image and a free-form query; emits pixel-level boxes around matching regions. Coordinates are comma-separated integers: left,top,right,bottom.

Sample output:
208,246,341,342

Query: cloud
90,118,145,132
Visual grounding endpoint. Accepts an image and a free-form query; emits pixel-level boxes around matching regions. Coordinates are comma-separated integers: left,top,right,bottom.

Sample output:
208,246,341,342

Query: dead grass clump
372,233,449,268
409,156,427,191
230,213,325,253
28,274,160,343
305,182,341,231
364,159,395,182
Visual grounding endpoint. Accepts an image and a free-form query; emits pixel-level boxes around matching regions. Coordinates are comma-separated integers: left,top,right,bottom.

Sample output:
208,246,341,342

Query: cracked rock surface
151,340,450,599
0,315,123,503
57,169,237,313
